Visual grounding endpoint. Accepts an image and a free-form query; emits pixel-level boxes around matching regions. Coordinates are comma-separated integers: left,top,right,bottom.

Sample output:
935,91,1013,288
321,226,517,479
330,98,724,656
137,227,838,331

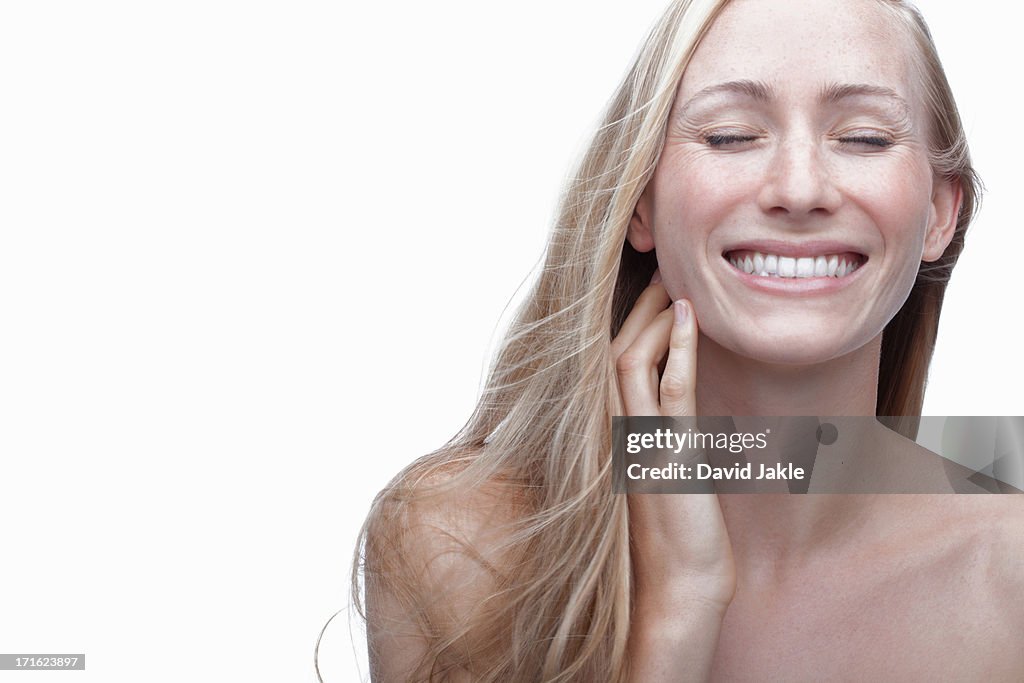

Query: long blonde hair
352,1,981,680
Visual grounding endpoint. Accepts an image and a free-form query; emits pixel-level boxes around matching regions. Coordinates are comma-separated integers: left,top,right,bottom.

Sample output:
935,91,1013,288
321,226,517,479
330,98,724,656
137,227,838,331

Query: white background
0,1,1020,681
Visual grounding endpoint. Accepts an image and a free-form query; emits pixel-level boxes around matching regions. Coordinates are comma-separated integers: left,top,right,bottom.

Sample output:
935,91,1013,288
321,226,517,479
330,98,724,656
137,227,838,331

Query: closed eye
704,134,758,147
703,133,893,148
839,136,893,148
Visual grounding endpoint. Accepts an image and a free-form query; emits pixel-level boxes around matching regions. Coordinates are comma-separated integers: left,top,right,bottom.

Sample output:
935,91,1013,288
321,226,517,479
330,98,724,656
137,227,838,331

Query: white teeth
727,250,862,279
814,256,828,276
778,256,796,277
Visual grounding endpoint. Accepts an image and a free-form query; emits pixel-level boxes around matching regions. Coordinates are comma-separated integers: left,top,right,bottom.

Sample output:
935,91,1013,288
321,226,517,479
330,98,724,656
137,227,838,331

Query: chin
704,327,870,368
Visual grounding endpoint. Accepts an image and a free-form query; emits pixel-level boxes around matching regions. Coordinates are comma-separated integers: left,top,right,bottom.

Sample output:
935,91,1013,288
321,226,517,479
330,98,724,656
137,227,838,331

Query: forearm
627,596,728,683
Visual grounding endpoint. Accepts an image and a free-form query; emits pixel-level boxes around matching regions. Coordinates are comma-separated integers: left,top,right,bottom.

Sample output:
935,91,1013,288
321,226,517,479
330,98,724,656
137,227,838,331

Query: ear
627,188,656,253
922,176,962,262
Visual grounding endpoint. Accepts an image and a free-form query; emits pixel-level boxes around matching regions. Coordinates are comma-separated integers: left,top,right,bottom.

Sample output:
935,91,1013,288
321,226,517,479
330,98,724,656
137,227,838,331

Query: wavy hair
349,1,981,680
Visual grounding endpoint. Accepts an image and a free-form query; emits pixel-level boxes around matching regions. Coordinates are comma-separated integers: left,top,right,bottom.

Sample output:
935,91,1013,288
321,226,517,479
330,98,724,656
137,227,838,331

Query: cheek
652,156,754,241
651,160,760,298
853,163,934,322
855,166,932,252
838,148,933,213
666,153,757,205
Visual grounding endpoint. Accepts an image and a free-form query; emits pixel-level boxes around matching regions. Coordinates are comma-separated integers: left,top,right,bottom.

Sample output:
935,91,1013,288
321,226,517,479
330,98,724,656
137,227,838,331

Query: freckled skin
628,0,956,367
615,6,1022,680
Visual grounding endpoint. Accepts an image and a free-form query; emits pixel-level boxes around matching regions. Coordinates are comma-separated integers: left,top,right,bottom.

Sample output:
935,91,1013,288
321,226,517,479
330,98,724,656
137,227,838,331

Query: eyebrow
819,82,911,119
676,79,772,116
675,79,911,120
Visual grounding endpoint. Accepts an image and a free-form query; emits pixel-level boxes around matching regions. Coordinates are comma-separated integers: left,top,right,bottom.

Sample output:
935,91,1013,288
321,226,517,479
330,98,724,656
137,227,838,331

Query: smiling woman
627,0,964,391
350,0,1024,681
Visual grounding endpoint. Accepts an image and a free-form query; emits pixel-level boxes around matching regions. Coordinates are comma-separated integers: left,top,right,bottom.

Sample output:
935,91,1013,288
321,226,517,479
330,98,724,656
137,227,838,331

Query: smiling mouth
724,249,867,279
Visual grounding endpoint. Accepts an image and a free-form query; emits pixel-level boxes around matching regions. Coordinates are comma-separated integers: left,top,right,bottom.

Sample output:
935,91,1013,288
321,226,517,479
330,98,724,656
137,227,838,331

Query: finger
610,271,671,360
659,299,698,416
616,307,674,415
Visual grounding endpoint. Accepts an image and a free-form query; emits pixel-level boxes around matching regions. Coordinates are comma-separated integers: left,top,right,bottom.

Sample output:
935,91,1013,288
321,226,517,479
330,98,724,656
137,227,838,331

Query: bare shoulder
964,497,1024,674
362,455,525,681
940,496,1024,665
365,458,524,588
953,495,1024,574
977,498,1024,611
855,496,1024,677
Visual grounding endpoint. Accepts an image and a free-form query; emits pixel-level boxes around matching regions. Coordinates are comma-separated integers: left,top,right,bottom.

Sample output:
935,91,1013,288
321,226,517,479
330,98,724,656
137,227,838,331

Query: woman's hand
613,272,736,681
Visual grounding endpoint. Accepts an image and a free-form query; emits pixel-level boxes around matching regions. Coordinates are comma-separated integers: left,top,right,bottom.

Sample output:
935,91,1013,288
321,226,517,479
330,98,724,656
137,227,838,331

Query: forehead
678,0,920,109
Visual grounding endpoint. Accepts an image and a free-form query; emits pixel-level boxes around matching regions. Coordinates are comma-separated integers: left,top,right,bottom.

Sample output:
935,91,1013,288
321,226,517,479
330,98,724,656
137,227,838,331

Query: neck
695,333,881,417
694,333,900,580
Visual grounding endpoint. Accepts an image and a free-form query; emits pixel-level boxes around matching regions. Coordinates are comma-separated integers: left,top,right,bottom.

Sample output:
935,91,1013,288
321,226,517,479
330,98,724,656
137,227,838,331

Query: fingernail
673,300,689,324
650,269,661,285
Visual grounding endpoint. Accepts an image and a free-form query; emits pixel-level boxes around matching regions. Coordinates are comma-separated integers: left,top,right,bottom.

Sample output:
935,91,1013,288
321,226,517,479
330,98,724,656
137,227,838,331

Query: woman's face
628,0,960,365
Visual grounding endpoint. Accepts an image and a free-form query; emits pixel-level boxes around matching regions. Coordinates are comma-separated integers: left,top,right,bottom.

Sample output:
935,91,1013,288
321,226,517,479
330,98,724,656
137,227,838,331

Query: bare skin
367,0,1024,678
614,277,1024,682
367,280,1024,682
613,283,735,682
617,0,1024,675
714,495,1024,681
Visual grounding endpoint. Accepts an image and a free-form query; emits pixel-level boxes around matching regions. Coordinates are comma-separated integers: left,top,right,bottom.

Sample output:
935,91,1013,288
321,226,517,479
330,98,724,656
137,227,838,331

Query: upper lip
721,240,867,258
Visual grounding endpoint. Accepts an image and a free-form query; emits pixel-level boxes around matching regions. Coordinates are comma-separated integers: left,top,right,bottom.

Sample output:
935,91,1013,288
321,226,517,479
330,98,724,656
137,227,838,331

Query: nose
757,137,842,218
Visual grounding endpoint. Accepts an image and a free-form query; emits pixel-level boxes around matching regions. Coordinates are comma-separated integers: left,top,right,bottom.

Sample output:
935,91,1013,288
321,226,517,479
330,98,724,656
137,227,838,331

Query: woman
354,0,1024,680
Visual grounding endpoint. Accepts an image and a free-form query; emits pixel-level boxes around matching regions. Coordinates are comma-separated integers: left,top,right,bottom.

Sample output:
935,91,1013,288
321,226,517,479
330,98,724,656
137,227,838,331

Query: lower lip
722,258,867,295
